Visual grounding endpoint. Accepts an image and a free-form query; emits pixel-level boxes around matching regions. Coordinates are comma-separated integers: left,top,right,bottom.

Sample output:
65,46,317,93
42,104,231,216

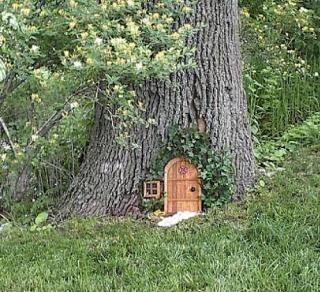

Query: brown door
164,158,201,214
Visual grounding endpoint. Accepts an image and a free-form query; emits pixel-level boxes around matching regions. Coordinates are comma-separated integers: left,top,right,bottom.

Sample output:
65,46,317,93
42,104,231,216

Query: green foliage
241,0,320,137
30,211,52,232
0,146,319,291
142,198,164,213
0,0,195,204
0,0,195,142
149,128,234,208
34,212,48,226
0,194,52,226
256,112,320,168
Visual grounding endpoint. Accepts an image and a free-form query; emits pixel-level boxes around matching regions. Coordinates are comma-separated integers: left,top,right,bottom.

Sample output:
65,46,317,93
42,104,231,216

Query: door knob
190,186,196,192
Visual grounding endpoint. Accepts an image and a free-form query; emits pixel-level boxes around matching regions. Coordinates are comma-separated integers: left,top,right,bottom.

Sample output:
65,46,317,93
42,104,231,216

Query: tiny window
144,181,161,199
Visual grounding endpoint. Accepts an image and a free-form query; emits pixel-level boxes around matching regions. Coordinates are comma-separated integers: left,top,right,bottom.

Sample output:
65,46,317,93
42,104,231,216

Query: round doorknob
190,186,196,192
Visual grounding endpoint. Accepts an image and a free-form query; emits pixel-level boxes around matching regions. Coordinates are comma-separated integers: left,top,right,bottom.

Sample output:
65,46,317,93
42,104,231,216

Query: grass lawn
0,146,320,291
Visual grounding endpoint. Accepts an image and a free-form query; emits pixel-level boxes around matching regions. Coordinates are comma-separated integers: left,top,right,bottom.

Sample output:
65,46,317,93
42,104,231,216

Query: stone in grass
157,211,200,227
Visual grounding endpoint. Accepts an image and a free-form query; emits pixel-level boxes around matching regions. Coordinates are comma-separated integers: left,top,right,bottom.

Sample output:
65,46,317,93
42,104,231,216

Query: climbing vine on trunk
148,128,235,208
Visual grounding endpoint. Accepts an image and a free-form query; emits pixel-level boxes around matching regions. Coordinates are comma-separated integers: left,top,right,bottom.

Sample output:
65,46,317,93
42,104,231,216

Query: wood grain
164,158,201,214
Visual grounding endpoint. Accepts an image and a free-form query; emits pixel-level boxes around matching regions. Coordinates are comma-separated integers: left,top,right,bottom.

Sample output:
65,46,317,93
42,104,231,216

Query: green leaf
259,180,266,188
30,224,38,232
35,212,48,226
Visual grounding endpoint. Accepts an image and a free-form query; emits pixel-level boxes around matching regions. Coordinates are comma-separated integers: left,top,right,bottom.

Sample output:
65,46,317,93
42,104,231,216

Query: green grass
1,146,320,291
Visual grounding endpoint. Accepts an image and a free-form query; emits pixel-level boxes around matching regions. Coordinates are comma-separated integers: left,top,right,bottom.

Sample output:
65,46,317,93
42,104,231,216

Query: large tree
59,0,256,217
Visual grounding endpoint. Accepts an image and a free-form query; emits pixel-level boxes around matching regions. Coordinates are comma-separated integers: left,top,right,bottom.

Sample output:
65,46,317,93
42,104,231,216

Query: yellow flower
171,32,180,40
152,13,160,20
113,85,122,92
112,2,120,10
142,17,152,27
240,8,250,18
40,10,48,17
81,32,89,39
31,93,41,103
110,37,126,47
273,5,285,16
0,154,7,162
70,0,77,7
58,9,66,16
21,8,31,16
165,17,174,24
69,21,76,29
116,58,125,65
86,57,94,65
156,24,164,32
127,18,140,36
179,24,192,33
0,35,6,45
182,6,193,14
280,44,287,50
12,3,20,10
288,0,297,7
25,26,37,33
155,51,165,61
299,7,308,14
127,0,135,6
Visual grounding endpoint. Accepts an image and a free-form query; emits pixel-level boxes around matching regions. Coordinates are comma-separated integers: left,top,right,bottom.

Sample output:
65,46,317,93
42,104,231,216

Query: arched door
164,158,201,214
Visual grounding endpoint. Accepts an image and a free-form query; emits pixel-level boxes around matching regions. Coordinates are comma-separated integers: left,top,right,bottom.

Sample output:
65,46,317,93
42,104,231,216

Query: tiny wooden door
164,158,201,214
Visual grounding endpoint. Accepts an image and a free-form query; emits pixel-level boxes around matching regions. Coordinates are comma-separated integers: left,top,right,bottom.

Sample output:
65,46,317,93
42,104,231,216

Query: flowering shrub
0,0,195,199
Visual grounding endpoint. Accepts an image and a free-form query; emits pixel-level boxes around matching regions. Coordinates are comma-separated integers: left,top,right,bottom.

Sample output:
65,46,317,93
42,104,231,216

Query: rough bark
59,0,256,217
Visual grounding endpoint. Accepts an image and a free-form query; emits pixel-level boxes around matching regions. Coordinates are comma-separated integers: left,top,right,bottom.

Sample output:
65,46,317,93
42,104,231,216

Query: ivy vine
148,127,235,209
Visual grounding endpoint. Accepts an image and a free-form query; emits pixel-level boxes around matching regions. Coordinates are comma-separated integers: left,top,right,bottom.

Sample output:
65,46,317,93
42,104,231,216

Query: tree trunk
59,0,256,217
